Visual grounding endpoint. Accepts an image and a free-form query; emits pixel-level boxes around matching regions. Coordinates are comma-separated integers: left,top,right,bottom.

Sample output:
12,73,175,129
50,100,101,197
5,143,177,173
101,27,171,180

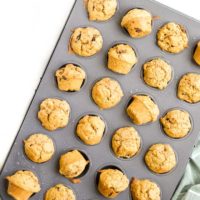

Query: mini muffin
98,169,129,198
76,115,105,145
157,22,188,53
178,73,200,103
45,184,76,200
92,77,123,109
127,95,159,125
6,170,41,200
59,150,89,179
108,44,138,74
38,98,70,131
69,27,103,57
87,0,117,21
24,133,55,163
160,109,191,139
145,144,177,174
193,41,200,65
112,127,141,158
55,64,86,92
131,178,161,200
121,9,152,38
143,58,172,90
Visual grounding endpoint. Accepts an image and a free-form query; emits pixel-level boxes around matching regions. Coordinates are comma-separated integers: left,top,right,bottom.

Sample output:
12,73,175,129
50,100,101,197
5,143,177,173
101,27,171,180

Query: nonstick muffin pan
1,0,200,199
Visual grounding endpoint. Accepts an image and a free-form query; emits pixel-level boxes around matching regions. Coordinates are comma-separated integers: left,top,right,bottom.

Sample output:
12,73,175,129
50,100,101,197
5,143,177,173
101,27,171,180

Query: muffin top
157,22,188,53
178,73,200,103
59,150,89,179
112,127,141,158
108,44,137,74
160,109,191,138
24,133,55,163
131,178,161,200
87,0,117,21
6,170,41,193
70,27,103,57
55,64,86,92
38,98,70,131
145,144,177,174
76,115,105,145
92,77,123,109
45,184,76,200
127,95,159,125
143,58,172,90
98,169,129,198
121,8,152,38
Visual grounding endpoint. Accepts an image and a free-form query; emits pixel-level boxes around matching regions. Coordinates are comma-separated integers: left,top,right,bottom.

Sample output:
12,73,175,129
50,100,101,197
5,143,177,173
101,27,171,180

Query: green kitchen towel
172,138,200,200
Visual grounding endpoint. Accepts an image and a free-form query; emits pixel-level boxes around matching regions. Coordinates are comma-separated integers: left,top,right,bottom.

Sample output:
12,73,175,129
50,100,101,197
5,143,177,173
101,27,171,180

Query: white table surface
0,0,199,169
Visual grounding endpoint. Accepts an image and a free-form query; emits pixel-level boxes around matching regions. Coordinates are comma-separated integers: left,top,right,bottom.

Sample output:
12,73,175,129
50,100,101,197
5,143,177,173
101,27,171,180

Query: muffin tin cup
156,21,191,55
90,76,125,110
159,107,194,141
68,24,104,59
109,126,143,161
143,143,179,177
74,112,107,146
121,6,155,40
140,56,175,91
58,147,91,180
94,163,129,199
125,92,161,127
22,133,57,165
84,0,120,24
54,61,88,93
106,40,140,76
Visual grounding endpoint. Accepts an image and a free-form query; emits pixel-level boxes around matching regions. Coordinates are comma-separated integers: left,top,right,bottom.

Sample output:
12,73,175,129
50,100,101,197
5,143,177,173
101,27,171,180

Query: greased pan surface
1,0,200,199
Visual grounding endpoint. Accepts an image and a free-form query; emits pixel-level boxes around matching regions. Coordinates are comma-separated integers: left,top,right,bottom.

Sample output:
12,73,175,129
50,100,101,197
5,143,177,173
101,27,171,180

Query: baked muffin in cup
108,44,137,74
6,170,41,200
121,8,152,38
69,27,103,57
87,0,117,21
97,168,129,198
45,184,76,200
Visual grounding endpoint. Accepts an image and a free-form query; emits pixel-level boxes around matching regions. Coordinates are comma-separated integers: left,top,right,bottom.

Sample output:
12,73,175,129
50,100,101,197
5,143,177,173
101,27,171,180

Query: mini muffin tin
1,0,200,199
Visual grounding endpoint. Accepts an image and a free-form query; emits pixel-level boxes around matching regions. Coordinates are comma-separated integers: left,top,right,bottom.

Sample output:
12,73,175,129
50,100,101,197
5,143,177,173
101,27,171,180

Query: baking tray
1,0,200,199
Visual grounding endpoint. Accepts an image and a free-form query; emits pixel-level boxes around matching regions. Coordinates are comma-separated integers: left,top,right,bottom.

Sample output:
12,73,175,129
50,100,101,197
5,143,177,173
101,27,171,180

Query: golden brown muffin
108,44,137,74
178,73,200,103
131,178,161,200
55,64,86,92
145,144,177,174
127,95,159,125
87,0,117,21
92,77,123,109
76,115,105,145
193,41,200,65
45,184,76,200
24,133,55,163
69,27,103,57
98,169,129,198
157,22,188,53
59,150,89,179
38,98,70,131
121,9,152,38
160,109,191,139
6,170,41,200
143,58,172,90
112,127,141,158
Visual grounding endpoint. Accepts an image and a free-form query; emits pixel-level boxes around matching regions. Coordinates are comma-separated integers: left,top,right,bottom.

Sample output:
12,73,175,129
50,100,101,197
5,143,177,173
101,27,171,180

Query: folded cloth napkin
172,138,200,200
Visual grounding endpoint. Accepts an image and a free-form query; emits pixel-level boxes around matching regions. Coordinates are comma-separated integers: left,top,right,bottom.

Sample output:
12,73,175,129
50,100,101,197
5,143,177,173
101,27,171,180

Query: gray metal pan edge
1,0,200,199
